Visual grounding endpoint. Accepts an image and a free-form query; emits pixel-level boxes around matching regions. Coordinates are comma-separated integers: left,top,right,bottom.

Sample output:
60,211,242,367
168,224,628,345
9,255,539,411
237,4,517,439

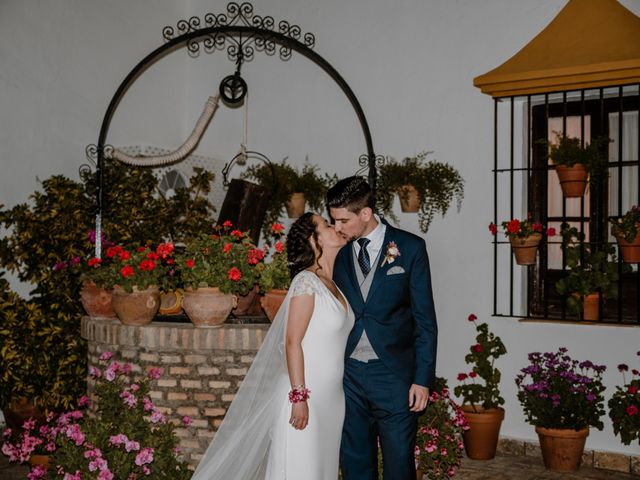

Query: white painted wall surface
1,0,640,454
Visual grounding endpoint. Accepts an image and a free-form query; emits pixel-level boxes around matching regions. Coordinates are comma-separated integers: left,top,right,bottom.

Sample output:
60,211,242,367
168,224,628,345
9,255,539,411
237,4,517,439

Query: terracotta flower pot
111,285,160,326
535,426,589,472
614,227,640,263
582,292,601,321
509,233,542,265
232,284,260,316
29,454,50,470
260,288,288,321
416,467,424,480
555,164,588,198
286,192,305,218
80,280,116,318
183,287,237,327
398,184,420,213
460,406,505,460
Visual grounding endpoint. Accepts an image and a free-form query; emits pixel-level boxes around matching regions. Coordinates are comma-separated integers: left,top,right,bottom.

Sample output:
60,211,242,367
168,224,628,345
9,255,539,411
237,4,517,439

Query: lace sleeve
290,271,319,298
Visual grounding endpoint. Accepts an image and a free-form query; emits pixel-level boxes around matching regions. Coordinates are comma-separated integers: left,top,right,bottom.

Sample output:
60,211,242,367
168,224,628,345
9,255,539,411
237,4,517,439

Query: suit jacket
334,223,437,388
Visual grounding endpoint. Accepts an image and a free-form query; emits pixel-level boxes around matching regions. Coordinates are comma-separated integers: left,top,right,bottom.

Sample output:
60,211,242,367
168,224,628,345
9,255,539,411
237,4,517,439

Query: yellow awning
474,0,640,98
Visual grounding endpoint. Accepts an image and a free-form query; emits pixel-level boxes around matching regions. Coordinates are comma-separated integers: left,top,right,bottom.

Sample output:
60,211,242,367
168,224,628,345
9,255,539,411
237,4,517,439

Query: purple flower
149,411,166,424
99,351,114,362
147,367,163,380
586,392,596,402
53,261,68,272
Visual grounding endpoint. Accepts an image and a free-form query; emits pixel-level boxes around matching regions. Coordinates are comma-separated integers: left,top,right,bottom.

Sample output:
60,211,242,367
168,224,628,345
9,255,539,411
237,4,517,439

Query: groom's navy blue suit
334,222,437,480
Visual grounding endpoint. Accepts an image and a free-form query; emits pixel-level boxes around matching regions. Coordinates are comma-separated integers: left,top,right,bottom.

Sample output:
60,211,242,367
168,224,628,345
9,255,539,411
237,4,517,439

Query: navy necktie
357,238,371,276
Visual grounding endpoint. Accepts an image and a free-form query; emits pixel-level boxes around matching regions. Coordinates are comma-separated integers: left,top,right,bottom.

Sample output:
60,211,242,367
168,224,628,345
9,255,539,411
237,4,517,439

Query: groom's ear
359,207,373,222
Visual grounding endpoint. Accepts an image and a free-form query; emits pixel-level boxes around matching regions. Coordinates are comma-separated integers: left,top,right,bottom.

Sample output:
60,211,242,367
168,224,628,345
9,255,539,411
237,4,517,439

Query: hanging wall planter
286,192,306,218
509,233,542,266
554,164,588,198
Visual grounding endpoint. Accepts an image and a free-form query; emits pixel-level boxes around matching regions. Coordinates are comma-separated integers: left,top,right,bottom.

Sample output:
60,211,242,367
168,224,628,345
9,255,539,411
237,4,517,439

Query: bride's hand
289,402,309,430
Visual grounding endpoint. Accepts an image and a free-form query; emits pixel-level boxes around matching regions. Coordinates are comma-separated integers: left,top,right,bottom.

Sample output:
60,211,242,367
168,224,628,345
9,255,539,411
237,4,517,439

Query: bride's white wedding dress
192,271,354,480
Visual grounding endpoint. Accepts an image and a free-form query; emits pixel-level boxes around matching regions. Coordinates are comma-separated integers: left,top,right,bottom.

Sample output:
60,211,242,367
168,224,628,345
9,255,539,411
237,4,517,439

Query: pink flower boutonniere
381,241,401,266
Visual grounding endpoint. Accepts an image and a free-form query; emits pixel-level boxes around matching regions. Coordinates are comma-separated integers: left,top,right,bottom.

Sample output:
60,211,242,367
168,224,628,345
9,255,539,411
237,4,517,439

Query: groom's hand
408,384,429,412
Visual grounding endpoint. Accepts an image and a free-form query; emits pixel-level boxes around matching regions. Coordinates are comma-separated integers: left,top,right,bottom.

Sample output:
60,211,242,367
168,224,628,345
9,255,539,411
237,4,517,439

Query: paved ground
1,453,637,479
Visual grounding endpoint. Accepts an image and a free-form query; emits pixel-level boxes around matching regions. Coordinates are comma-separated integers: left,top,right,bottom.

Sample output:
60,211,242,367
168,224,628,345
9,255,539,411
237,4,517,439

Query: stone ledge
498,436,639,474
81,317,269,350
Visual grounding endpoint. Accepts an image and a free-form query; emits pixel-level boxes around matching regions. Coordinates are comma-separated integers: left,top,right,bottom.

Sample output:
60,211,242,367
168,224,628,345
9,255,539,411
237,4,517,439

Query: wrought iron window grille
492,84,640,325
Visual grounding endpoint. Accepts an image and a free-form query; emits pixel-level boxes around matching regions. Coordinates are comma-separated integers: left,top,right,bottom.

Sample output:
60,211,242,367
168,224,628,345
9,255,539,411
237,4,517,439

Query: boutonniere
381,241,401,266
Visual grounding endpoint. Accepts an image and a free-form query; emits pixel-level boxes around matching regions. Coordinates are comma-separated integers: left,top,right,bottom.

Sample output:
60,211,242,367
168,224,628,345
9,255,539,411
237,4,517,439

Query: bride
192,212,354,480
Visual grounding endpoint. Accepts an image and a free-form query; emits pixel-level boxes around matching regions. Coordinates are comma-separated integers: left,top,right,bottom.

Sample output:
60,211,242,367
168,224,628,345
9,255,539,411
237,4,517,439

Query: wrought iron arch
91,2,381,255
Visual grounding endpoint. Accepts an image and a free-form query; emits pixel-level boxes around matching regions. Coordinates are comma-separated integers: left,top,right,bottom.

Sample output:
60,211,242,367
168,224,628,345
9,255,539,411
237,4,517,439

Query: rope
108,94,221,167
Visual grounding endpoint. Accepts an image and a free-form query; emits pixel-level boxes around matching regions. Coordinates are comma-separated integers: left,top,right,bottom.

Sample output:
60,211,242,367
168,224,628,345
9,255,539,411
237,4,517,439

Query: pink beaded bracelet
288,385,311,403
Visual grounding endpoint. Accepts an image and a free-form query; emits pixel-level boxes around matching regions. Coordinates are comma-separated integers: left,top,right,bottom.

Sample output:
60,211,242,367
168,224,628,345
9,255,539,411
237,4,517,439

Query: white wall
1,0,640,454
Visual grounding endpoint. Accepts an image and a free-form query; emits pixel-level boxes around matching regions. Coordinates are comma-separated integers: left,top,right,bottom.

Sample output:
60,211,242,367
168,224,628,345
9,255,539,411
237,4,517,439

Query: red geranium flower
156,243,174,259
628,385,639,394
271,223,285,234
87,258,102,268
185,259,195,269
457,373,468,381
146,252,160,261
472,344,483,353
469,372,478,378
120,265,135,278
106,246,123,258
506,219,521,234
468,314,477,322
275,241,285,253
137,246,147,253
139,259,156,271
488,223,498,235
223,243,233,254
228,267,242,281
626,405,638,416
546,227,556,237
247,248,265,265
230,230,244,238
119,250,131,261
222,220,233,228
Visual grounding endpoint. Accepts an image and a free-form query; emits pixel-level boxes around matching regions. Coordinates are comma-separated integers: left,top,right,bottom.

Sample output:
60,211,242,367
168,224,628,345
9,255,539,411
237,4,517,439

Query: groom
327,176,438,480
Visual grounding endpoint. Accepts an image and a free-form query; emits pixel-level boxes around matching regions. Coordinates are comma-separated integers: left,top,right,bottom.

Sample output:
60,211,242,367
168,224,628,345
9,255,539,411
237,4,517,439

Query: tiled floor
1,454,638,479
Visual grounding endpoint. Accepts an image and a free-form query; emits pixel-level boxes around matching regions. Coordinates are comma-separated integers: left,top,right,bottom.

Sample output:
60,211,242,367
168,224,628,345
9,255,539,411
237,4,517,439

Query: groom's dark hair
326,176,375,213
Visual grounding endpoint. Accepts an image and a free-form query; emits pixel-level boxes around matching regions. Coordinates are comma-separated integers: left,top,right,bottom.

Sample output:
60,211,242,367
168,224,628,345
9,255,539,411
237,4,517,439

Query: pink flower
182,416,192,426
124,440,140,453
27,465,46,480
78,395,91,407
424,441,437,453
64,424,85,446
447,466,457,477
108,434,127,447
89,366,102,378
130,383,140,392
104,362,121,381
135,447,154,466
99,351,114,361
143,397,154,412
440,448,448,456
121,363,133,374
63,471,82,480
23,419,36,430
142,466,151,475
97,469,114,480
120,391,137,408
147,367,163,380
149,411,166,424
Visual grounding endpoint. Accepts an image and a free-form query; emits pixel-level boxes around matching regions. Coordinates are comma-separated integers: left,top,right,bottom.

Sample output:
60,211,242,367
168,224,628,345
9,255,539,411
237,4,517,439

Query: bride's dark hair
287,212,322,279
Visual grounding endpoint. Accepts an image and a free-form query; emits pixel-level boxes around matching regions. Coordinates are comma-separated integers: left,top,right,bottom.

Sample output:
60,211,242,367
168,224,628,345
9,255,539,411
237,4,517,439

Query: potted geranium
608,355,640,445
377,151,464,234
453,313,507,460
241,160,336,235
177,223,265,326
489,216,555,266
515,347,607,472
555,224,626,321
610,205,640,263
415,378,468,480
101,243,175,326
259,223,290,321
544,133,609,198
77,235,118,319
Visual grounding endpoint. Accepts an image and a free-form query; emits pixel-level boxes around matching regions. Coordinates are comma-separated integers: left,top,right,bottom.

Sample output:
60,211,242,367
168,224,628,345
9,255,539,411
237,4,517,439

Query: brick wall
81,317,269,469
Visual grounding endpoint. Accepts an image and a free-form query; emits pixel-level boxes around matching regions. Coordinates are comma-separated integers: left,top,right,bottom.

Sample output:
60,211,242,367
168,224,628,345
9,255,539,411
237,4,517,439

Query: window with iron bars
492,85,639,325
